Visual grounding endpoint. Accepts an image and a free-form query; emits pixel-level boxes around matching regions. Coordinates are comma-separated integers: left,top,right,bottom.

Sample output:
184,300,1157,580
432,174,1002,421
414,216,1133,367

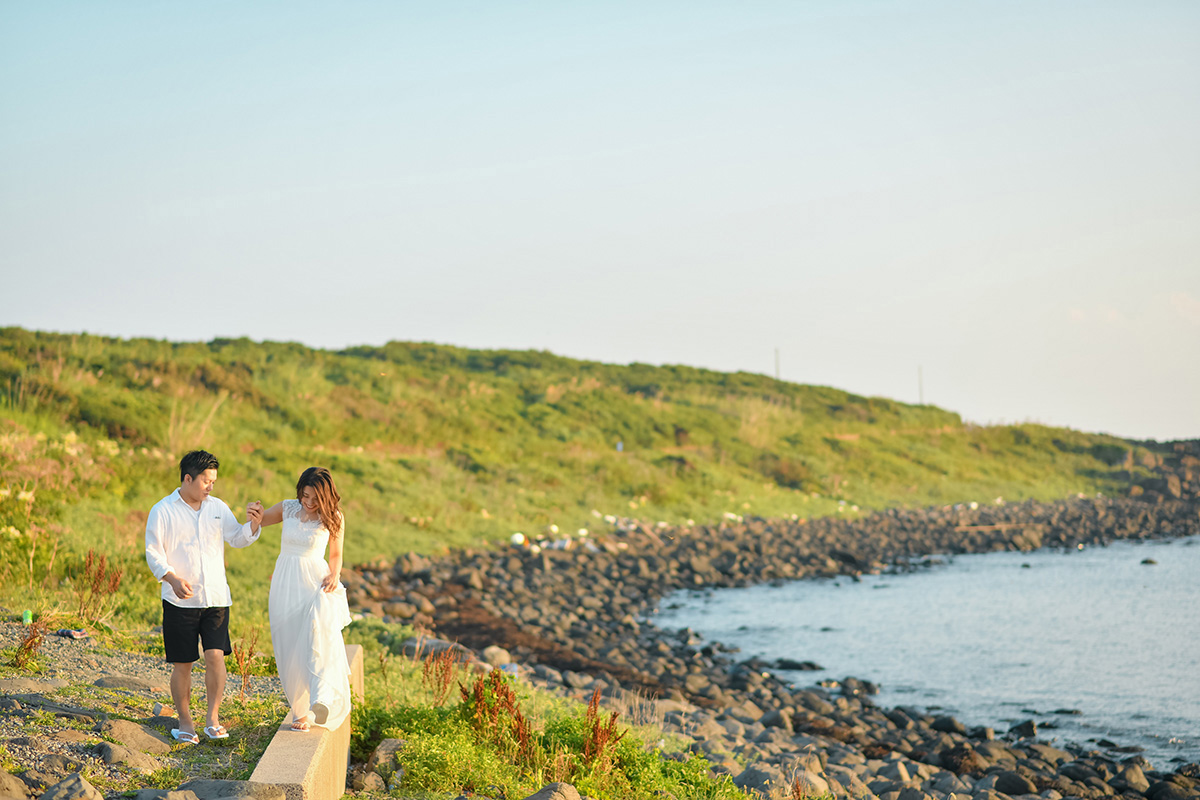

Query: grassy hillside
0,327,1148,638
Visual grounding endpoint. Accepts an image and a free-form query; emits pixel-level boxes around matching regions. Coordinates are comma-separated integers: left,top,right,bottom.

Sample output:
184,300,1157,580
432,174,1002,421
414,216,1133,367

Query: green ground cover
343,618,747,800
0,327,1150,641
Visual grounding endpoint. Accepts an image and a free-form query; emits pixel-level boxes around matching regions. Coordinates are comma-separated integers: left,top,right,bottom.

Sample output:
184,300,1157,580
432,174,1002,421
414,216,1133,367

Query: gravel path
0,620,287,798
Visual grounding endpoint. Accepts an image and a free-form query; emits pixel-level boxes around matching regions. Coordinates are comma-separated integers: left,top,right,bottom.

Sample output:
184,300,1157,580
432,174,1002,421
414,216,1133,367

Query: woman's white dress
269,499,352,730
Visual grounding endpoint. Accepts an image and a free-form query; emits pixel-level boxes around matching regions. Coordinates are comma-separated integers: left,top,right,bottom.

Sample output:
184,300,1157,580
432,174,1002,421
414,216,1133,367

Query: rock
39,758,83,781
926,771,972,794
759,708,794,732
733,763,789,795
774,658,823,671
782,752,824,775
562,671,593,690
0,699,22,713
931,715,967,735
94,743,160,775
993,770,1038,795
896,789,931,800
520,783,582,800
941,743,991,775
367,738,406,775
384,602,417,618
93,675,164,692
98,719,171,755
0,679,69,693
131,792,202,800
1112,764,1150,794
1024,744,1073,767
37,774,103,800
176,781,286,800
1009,719,1037,738
0,768,30,799
400,637,473,662
877,762,911,783
790,770,831,797
50,731,90,744
482,645,511,666
1147,781,1191,800
13,698,100,724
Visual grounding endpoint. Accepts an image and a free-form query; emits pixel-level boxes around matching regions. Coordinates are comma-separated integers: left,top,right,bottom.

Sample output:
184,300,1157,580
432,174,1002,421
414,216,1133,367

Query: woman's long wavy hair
297,467,342,537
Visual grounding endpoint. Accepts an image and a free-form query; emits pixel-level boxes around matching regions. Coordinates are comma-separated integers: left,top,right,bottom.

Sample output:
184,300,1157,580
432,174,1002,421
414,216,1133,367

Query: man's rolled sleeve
144,507,171,581
220,501,259,549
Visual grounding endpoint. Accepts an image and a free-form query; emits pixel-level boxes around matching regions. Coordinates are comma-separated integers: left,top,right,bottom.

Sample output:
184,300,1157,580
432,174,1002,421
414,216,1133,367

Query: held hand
246,501,264,525
168,575,194,599
320,572,338,593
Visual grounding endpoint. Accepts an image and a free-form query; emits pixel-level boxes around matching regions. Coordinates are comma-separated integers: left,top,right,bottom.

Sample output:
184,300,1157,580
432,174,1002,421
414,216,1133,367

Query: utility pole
918,365,924,405
775,348,780,380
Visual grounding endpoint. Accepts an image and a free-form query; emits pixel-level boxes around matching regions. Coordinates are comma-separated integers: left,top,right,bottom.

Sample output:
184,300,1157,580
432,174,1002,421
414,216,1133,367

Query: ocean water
653,535,1200,766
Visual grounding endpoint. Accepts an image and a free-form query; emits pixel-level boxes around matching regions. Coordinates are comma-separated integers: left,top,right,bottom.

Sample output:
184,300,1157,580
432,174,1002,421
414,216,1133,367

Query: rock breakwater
347,495,1200,800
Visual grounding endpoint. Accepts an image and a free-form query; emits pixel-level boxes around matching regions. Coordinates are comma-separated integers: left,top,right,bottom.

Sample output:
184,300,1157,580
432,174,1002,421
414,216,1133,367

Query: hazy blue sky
3,2,1198,440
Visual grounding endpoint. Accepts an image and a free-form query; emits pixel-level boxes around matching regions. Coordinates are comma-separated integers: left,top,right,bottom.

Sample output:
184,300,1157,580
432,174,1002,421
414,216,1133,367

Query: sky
2,2,1198,441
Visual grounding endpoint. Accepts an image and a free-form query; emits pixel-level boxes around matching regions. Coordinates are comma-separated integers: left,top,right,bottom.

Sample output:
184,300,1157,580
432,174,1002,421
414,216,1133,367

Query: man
145,450,264,743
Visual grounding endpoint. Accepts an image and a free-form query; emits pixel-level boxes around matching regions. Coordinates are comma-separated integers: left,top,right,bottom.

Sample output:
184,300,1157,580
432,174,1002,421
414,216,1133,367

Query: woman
252,467,352,732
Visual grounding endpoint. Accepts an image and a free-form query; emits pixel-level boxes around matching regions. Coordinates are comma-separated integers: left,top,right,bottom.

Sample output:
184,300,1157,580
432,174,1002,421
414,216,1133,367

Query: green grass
344,618,749,800
0,327,1160,645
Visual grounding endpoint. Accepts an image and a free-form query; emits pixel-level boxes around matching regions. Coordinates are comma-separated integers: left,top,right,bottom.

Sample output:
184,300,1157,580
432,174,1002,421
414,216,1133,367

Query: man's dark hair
180,450,219,482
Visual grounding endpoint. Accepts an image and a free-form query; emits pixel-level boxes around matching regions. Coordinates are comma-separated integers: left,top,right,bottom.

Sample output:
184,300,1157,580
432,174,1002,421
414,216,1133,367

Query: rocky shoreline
348,494,1200,800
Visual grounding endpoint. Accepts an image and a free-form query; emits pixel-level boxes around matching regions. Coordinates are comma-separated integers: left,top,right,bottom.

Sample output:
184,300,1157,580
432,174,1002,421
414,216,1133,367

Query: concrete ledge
250,644,364,800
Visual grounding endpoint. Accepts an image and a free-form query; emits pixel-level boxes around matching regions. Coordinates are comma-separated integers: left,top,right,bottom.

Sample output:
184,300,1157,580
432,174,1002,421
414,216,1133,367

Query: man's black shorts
162,601,232,663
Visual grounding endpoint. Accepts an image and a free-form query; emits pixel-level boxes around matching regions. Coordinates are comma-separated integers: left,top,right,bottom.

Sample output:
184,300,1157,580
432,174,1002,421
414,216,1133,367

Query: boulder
93,675,164,693
37,775,103,800
941,743,990,775
877,762,911,783
760,708,794,733
0,679,69,693
1146,781,1191,800
0,768,30,799
520,784,582,800
176,781,286,800
733,763,789,796
98,719,171,755
931,715,967,735
367,738,406,775
1112,764,1150,794
789,770,830,797
993,770,1038,795
482,646,511,666
1009,719,1037,738
93,743,159,775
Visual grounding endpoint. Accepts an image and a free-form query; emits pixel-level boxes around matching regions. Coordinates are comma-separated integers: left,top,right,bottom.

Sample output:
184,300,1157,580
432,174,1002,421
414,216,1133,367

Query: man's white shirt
145,489,260,608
